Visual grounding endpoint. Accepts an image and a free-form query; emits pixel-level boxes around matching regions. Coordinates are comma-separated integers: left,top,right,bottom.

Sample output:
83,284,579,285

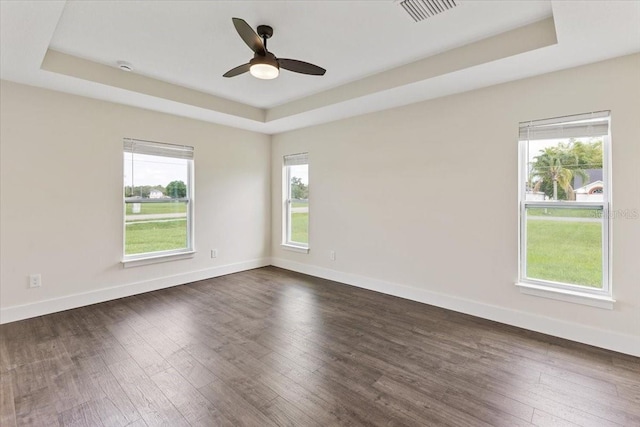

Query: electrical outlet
329,250,336,261
29,274,41,288
211,249,218,259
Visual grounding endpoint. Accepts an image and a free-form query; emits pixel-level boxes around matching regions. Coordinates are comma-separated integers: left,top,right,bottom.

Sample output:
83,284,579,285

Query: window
283,153,309,251
518,111,610,297
123,138,194,261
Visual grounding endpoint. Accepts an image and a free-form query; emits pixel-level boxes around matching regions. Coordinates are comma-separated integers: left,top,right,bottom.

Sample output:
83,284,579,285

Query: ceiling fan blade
223,63,251,78
232,18,266,55
277,59,326,76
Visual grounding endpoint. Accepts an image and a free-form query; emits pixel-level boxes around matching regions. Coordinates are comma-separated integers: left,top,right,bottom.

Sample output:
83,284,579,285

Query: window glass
525,207,603,288
283,154,309,248
124,140,193,258
519,112,609,293
524,138,604,202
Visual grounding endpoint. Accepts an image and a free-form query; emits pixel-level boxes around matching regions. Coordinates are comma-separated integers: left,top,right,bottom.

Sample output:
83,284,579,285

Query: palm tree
531,147,587,200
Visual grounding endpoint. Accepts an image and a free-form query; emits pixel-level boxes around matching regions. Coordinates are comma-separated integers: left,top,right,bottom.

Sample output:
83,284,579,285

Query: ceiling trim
1,1,639,135
39,17,556,130
42,50,265,123
267,17,557,122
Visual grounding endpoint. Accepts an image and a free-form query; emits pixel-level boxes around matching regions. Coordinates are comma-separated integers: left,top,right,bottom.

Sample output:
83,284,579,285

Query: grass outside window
125,202,187,215
291,212,309,244
125,219,187,255
124,201,189,255
525,208,603,288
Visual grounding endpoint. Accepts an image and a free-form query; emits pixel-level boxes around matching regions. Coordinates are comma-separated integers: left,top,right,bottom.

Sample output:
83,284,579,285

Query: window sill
122,251,196,268
515,282,615,310
281,244,309,254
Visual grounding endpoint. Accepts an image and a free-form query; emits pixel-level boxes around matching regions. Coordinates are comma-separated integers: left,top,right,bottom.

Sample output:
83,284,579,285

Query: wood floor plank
57,401,105,427
135,326,183,360
12,386,59,426
440,388,534,427
265,360,403,426
531,408,581,427
61,327,131,367
185,341,280,409
0,371,17,427
258,395,323,427
617,382,640,404
86,395,142,427
107,358,189,426
197,376,278,427
482,379,624,427
0,266,638,427
373,374,492,427
539,372,618,400
165,349,219,390
253,369,351,426
150,367,234,426
71,355,141,426
611,354,640,373
106,322,171,376
311,364,440,427
527,381,640,425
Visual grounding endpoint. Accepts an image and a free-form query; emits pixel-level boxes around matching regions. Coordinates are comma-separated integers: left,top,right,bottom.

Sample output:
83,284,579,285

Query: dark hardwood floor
1,267,639,426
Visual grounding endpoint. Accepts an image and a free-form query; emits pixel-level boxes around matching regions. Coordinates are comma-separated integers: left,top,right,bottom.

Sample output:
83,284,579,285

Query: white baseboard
270,258,640,357
0,258,270,324
3,257,638,357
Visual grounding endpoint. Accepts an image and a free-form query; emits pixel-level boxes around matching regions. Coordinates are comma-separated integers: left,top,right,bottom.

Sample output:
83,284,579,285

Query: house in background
573,168,604,190
149,189,164,199
1,0,639,376
575,180,604,202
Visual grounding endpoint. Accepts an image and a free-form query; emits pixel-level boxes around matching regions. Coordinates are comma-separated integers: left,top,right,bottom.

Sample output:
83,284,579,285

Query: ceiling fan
223,18,326,80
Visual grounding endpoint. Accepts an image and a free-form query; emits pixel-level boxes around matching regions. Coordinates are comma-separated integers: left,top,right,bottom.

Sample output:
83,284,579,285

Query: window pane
524,138,604,202
525,207,602,288
291,199,309,244
123,149,191,257
288,164,308,245
124,152,189,198
125,201,188,255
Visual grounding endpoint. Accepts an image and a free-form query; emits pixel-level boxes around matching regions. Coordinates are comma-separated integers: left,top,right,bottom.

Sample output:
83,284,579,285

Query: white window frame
282,153,309,253
122,138,195,265
517,111,613,306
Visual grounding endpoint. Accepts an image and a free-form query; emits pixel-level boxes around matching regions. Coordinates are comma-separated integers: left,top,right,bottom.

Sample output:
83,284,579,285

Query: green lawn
125,208,308,255
125,202,187,215
124,207,600,288
526,219,602,287
527,208,600,218
125,219,187,255
291,213,308,244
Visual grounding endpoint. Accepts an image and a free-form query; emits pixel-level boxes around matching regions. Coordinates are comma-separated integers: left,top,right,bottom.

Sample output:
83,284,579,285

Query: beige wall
271,54,640,341
0,81,271,311
1,54,638,353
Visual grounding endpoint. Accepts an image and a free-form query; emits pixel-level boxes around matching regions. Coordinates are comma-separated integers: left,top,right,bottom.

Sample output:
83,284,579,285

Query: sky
289,164,308,185
124,153,188,187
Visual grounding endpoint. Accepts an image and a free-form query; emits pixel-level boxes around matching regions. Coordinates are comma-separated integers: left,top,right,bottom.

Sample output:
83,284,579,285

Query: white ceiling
48,0,552,108
1,1,639,134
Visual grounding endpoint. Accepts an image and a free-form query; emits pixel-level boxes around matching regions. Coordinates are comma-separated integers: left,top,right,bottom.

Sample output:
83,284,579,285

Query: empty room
1,1,639,426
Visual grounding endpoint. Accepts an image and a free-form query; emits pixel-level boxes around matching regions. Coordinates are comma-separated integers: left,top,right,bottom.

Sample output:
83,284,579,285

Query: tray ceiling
1,1,639,134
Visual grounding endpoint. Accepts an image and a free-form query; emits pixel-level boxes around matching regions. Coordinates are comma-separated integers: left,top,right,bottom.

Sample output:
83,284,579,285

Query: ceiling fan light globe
250,63,279,80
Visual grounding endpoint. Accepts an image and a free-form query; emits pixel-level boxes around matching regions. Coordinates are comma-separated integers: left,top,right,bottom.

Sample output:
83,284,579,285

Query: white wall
0,81,271,321
2,54,638,355
271,54,640,355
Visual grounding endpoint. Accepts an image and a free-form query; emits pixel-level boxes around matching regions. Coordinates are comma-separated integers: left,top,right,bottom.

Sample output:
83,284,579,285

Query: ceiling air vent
396,0,459,22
